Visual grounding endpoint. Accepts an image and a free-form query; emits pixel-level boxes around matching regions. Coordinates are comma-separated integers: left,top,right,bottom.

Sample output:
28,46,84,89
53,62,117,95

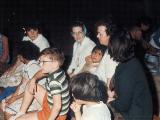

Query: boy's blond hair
39,48,65,66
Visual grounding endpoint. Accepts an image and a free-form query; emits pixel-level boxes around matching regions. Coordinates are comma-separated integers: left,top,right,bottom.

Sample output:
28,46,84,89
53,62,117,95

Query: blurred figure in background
0,33,9,75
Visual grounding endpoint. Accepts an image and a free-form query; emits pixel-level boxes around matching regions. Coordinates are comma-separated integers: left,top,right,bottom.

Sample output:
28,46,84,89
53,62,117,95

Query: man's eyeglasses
38,60,53,65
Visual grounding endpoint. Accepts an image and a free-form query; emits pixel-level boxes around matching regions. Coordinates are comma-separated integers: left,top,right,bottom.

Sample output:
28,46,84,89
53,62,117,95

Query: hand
85,55,93,64
33,69,48,80
69,73,75,78
107,97,115,103
107,90,115,98
5,96,17,106
70,102,81,113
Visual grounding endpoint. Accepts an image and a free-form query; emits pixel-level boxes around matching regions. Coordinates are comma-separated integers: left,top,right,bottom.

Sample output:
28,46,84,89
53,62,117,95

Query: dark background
0,0,160,59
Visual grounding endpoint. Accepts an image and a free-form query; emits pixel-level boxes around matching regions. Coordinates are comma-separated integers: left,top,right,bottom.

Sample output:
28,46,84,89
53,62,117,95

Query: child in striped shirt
10,48,70,120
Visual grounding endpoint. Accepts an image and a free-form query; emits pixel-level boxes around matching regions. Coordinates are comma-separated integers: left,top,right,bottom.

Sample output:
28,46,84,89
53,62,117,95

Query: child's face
27,29,39,40
91,50,103,63
38,55,59,74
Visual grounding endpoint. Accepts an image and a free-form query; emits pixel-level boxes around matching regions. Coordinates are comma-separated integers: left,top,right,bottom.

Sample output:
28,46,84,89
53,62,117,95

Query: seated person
10,48,70,120
1,41,46,119
67,21,95,77
0,33,9,74
22,21,50,52
1,21,51,80
70,72,111,120
81,45,106,73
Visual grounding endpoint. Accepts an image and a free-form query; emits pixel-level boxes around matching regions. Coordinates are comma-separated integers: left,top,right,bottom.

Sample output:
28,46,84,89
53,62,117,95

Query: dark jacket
110,58,153,120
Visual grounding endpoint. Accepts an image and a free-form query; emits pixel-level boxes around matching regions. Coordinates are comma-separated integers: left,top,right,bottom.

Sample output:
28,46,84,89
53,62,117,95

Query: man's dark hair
108,28,135,63
92,45,107,57
70,72,107,103
17,41,40,60
95,19,117,36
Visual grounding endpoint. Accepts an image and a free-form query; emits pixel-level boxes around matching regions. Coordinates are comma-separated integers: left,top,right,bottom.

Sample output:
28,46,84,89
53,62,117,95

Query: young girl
22,22,50,52
81,45,106,74
70,72,111,120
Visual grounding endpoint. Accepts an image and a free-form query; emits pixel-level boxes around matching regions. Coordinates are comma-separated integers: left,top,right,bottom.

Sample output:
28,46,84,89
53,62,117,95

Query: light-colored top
22,60,46,90
81,102,111,120
5,60,46,114
46,69,70,115
68,36,95,75
22,34,50,52
94,51,118,83
81,62,99,74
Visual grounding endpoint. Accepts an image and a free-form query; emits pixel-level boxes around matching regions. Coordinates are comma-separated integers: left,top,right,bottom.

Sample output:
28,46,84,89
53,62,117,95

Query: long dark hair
108,28,135,63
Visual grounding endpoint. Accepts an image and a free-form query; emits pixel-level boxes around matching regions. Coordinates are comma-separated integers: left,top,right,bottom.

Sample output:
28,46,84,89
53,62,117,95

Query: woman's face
71,26,85,43
27,29,39,40
97,25,110,46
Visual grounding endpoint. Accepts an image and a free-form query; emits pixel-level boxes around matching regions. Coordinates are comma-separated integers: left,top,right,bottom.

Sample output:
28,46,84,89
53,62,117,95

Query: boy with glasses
10,48,70,120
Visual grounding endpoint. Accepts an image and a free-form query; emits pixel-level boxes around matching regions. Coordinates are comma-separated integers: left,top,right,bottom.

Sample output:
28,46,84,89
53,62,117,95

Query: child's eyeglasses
38,60,53,65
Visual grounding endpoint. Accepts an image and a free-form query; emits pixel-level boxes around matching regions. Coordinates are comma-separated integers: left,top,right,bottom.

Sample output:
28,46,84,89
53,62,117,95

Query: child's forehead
93,49,102,53
39,55,53,60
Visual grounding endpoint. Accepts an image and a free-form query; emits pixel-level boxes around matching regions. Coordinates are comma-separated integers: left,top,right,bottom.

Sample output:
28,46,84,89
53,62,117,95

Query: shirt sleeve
49,80,62,95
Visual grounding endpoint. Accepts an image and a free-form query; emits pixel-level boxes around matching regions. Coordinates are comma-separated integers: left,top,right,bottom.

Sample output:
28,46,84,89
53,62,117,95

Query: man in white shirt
67,21,95,77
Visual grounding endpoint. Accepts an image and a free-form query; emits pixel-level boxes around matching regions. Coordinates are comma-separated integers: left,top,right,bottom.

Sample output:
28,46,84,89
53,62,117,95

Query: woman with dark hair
22,22,50,52
107,29,153,120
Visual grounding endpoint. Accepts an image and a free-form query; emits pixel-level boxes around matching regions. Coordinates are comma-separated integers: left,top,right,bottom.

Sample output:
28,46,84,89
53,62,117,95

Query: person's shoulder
85,37,95,44
22,36,30,41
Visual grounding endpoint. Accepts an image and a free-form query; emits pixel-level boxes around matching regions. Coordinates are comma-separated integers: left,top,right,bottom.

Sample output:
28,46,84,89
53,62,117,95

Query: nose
97,33,100,38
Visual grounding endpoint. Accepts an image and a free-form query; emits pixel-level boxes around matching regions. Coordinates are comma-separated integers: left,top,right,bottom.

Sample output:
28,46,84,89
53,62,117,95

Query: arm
6,92,24,106
0,36,9,63
28,70,48,94
70,102,82,120
110,72,135,112
48,94,61,120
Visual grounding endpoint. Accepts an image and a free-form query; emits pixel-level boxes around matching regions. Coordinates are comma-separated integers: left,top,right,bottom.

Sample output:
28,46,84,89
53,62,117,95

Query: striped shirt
45,69,70,115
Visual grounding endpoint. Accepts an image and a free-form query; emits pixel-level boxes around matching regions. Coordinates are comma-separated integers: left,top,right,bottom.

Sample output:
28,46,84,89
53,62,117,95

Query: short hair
25,21,41,33
70,72,107,103
108,28,135,63
17,41,40,60
92,45,107,57
39,47,65,66
95,19,116,36
70,21,87,34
